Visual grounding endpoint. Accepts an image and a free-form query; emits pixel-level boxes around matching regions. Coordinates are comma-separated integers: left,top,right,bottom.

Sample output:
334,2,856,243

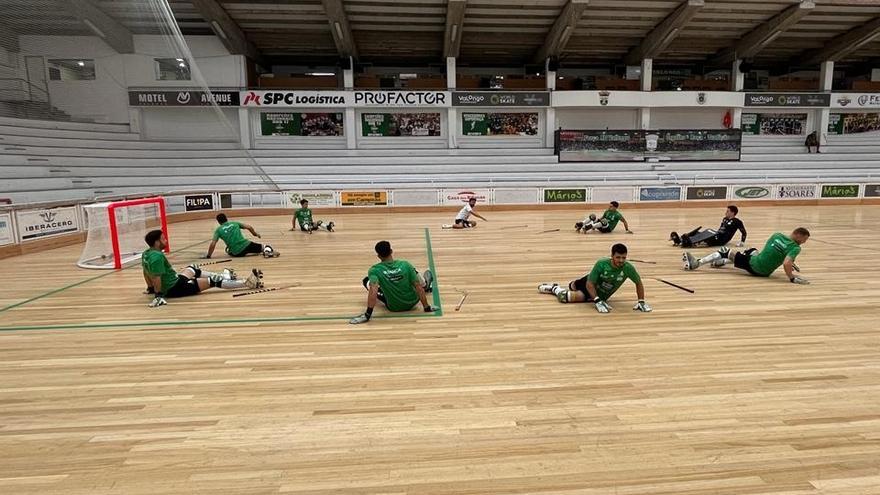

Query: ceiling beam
443,0,467,58
624,0,704,65
801,17,880,65
321,0,359,59
191,0,266,68
63,0,134,53
710,1,814,66
533,0,590,64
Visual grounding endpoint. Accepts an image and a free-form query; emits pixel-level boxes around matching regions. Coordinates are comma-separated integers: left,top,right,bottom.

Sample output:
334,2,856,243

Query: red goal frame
107,196,168,269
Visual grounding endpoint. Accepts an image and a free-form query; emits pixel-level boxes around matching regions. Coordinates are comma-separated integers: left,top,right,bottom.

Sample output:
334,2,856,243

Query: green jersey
749,232,801,277
142,248,178,293
295,208,313,227
367,259,420,312
213,221,250,256
602,209,623,231
587,257,641,301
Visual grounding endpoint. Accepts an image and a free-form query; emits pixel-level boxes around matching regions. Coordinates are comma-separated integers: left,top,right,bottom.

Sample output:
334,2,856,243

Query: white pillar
732,59,745,91
732,108,742,129
545,59,556,147
639,108,651,130
127,108,141,136
345,108,357,149
446,56,456,90
343,57,354,89
817,60,833,145
448,108,457,149
237,107,251,149
640,58,652,91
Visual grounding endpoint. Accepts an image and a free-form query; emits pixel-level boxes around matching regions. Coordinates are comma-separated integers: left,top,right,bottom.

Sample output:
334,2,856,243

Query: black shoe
670,232,681,246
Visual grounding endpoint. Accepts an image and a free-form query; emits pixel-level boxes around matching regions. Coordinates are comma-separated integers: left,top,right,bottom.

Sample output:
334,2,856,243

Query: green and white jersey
295,208,313,227
601,209,623,231
749,232,801,277
142,248,178,293
367,259,420,312
213,221,250,255
587,257,641,301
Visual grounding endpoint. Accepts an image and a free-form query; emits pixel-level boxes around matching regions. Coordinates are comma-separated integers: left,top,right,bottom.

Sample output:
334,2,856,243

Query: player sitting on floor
292,199,334,233
538,243,651,313
207,213,278,258
444,197,488,229
670,205,747,248
349,240,435,324
575,201,633,234
682,228,810,284
143,229,263,307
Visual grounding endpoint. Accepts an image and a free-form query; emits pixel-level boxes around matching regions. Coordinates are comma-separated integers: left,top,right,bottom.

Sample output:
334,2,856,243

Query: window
47,59,96,81
155,58,191,81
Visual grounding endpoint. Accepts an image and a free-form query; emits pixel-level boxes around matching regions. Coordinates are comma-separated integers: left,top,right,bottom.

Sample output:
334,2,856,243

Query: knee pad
556,289,572,303
186,264,202,278
599,218,609,226
209,274,223,288
589,213,597,221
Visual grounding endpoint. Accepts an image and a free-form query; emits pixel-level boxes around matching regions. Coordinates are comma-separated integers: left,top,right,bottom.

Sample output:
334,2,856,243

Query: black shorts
571,276,590,297
165,274,201,298
228,242,263,257
597,226,613,233
454,218,472,226
733,249,761,276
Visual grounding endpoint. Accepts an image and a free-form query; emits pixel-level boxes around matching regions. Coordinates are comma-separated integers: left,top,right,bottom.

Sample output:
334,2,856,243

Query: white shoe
422,269,434,293
222,268,237,280
538,283,558,294
682,252,700,270
442,224,453,229
245,269,264,289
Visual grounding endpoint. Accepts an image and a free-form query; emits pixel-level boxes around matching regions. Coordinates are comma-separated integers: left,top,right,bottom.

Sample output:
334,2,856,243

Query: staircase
0,101,74,122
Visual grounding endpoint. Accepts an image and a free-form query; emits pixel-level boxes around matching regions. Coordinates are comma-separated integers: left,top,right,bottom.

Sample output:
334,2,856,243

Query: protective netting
0,0,278,194
77,200,162,269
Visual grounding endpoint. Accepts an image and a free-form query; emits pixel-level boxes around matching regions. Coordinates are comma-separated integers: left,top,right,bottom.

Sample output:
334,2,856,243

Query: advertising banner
543,188,587,203
16,207,79,241
828,114,844,135
777,184,817,200
841,113,880,134
639,187,681,201
558,129,740,161
864,184,880,197
462,112,539,136
361,113,441,137
340,191,388,206
744,93,830,107
742,113,807,135
353,91,449,107
0,212,12,246
442,189,490,206
686,186,728,200
733,186,772,200
184,194,214,212
241,90,348,107
832,93,880,108
452,91,549,107
286,191,337,207
260,112,344,136
128,89,239,107
820,184,859,198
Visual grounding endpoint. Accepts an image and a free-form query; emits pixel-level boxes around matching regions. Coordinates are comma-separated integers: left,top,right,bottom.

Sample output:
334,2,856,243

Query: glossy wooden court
1,205,879,494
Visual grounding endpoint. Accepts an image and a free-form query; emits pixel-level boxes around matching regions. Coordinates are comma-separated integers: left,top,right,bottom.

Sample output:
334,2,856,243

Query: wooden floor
1,205,879,494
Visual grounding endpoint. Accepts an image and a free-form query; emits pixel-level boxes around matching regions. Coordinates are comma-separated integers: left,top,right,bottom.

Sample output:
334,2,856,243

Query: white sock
220,279,247,290
552,285,565,296
699,252,722,265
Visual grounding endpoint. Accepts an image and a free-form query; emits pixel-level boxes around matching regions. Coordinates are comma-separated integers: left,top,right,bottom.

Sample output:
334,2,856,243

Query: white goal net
77,197,168,270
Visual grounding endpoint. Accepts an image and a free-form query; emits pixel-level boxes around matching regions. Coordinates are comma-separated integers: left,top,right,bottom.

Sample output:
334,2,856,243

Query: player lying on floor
350,241,435,324
143,229,263,307
538,243,651,313
670,205,747,248
575,201,633,234
682,228,810,284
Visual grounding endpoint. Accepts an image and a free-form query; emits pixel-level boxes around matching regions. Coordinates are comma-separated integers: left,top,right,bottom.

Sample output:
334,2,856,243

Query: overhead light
77,61,85,67
496,75,504,79
82,19,106,39
558,76,564,80
175,58,184,62
306,72,336,76
178,62,186,68
676,86,682,91
334,22,344,41
451,24,458,42
399,73,417,79
211,20,228,41
535,72,540,76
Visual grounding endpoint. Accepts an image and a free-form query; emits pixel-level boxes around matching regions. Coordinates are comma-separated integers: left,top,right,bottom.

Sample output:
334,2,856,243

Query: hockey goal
77,197,169,269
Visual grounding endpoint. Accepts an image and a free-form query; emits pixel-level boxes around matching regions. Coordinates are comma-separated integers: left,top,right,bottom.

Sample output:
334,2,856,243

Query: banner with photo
361,113,441,137
557,129,740,161
841,113,880,134
741,113,807,135
260,112,344,136
462,112,539,136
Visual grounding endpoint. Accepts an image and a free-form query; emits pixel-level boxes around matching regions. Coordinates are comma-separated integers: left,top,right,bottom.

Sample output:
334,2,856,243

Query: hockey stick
453,287,470,311
653,278,695,294
630,259,657,264
232,283,301,298
539,228,561,234
194,258,232,266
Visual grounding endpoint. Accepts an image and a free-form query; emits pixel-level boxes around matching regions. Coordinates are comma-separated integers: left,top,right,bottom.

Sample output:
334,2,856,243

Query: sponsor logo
522,93,544,105
777,185,816,199
837,96,852,107
40,211,56,223
864,184,880,197
735,186,770,199
640,187,681,201
858,94,880,106
341,191,388,206
490,94,516,105
243,92,347,106
17,207,78,241
243,91,261,106
446,190,488,203
697,92,706,105
176,92,191,105
599,91,610,106
820,184,859,198
543,189,586,203
184,194,214,211
686,186,728,200
354,91,446,106
457,94,484,104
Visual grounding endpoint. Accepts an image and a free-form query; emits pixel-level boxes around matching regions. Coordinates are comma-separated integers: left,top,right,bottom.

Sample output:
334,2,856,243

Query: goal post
77,197,169,270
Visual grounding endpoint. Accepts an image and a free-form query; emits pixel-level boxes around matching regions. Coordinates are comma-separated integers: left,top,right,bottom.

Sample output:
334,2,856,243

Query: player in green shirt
206,214,278,258
575,201,633,234
683,228,810,284
292,199,335,233
538,243,652,313
349,240,435,324
142,229,264,307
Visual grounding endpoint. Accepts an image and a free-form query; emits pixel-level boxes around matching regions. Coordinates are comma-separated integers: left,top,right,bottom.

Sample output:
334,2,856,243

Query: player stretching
444,197,488,229
670,205,747,248
207,213,278,258
292,199,334,233
538,243,652,313
143,229,263,307
575,201,633,234
350,241,435,324
683,228,810,284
